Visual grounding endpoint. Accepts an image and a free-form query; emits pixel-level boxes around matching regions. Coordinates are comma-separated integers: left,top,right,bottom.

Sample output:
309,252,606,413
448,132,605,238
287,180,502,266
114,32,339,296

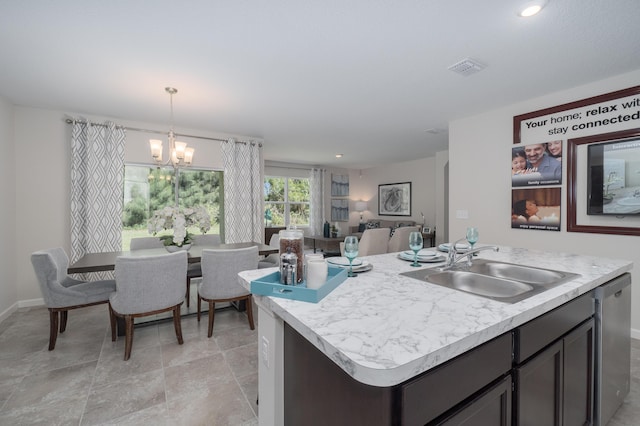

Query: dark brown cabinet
515,293,595,426
284,323,512,426
437,376,512,426
283,290,596,426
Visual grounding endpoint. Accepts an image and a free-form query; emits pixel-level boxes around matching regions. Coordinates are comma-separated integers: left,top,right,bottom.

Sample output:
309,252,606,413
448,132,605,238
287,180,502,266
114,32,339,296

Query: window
264,176,310,227
122,165,223,250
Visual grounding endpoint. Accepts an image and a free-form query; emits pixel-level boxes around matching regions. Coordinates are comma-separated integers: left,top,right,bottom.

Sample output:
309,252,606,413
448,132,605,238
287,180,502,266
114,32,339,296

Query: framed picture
422,226,431,234
566,128,640,236
330,199,349,222
331,174,349,196
378,182,411,216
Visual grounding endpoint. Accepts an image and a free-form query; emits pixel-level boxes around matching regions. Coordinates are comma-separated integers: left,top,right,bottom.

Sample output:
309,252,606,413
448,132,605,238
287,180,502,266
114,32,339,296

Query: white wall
344,157,438,232
449,68,640,333
12,106,257,306
0,97,16,320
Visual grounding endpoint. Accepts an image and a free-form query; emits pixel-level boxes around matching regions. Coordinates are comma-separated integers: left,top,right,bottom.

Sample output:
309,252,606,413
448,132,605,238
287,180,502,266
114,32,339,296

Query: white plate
438,243,469,252
329,259,372,272
398,252,446,263
327,257,363,267
402,249,437,257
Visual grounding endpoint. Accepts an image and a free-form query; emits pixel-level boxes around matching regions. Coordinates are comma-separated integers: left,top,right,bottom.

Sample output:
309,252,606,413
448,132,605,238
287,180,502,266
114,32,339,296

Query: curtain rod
64,118,246,144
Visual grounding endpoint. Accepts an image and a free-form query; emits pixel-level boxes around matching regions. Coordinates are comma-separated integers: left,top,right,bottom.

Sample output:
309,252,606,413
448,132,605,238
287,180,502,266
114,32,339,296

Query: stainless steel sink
401,259,580,303
467,261,565,285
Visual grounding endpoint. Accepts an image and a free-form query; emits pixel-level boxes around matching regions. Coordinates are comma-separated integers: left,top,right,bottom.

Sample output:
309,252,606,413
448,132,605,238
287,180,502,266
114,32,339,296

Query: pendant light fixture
149,87,194,168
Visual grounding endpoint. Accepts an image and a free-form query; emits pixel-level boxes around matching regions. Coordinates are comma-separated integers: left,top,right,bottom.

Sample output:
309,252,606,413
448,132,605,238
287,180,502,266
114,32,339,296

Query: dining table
67,241,278,274
67,241,278,335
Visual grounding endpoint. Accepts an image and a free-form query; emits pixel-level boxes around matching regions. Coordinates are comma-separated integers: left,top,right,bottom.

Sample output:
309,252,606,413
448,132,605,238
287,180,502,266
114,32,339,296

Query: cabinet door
516,340,563,426
563,319,594,426
437,376,512,426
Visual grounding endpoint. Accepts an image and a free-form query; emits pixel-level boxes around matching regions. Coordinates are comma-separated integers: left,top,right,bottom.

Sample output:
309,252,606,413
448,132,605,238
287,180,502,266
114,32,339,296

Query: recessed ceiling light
517,1,547,17
335,154,343,158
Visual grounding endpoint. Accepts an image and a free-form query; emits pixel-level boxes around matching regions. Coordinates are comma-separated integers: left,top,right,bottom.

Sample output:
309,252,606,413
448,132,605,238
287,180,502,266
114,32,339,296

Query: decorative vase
166,243,192,253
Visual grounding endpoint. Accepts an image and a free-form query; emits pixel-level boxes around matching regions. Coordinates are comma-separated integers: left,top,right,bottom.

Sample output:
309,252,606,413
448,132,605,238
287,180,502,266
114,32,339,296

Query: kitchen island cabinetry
515,292,595,426
285,324,512,425
238,247,632,425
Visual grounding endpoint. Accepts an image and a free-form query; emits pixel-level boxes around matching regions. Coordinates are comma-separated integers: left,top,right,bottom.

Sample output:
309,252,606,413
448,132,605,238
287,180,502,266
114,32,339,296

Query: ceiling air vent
447,58,486,77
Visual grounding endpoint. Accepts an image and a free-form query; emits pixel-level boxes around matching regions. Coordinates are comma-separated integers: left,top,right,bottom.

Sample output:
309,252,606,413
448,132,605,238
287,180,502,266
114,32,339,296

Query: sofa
349,219,417,239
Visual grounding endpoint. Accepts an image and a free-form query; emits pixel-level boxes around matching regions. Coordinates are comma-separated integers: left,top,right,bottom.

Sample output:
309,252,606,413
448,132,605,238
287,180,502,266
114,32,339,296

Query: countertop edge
240,248,633,387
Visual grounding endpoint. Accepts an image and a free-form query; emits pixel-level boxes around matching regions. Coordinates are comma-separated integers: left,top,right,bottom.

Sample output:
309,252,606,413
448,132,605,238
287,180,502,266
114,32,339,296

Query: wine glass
408,231,423,267
343,236,359,277
466,227,479,252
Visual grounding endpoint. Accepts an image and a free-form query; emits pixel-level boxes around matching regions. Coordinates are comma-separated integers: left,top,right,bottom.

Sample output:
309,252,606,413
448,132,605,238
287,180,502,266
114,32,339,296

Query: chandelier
149,87,194,168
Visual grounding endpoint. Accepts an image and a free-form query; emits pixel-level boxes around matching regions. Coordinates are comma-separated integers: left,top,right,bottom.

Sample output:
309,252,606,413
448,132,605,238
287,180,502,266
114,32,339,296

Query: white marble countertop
238,245,632,387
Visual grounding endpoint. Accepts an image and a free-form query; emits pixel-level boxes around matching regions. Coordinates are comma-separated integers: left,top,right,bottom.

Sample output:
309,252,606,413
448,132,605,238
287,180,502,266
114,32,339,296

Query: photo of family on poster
512,141,562,187
511,187,561,231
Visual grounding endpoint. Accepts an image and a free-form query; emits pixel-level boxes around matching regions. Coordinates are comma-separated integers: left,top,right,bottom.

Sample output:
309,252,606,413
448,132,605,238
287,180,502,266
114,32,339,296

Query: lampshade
355,201,368,212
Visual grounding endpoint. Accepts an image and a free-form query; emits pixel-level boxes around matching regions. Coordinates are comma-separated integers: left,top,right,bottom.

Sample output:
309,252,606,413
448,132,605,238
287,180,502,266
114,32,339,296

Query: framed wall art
331,174,349,196
378,182,411,216
330,198,349,222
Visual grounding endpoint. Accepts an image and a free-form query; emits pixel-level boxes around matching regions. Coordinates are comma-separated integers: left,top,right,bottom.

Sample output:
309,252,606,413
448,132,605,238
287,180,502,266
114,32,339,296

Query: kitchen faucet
441,238,499,270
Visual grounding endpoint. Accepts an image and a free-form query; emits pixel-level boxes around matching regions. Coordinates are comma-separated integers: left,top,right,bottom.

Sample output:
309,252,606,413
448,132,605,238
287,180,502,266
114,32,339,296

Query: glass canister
279,228,304,283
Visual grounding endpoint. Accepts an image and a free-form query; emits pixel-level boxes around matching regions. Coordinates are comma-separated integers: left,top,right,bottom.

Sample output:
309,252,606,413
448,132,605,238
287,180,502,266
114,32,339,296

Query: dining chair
129,236,164,250
109,251,187,360
185,234,222,307
30,247,116,350
198,246,259,337
387,226,421,253
340,228,391,257
258,233,280,269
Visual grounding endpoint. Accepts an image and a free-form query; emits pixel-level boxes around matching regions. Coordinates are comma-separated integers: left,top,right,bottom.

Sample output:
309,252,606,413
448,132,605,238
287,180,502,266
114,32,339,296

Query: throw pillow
365,221,380,229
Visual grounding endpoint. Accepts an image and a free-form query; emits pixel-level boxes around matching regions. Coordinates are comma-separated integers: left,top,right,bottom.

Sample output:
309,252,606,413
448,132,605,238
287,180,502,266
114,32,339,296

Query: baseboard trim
18,298,44,308
0,303,18,324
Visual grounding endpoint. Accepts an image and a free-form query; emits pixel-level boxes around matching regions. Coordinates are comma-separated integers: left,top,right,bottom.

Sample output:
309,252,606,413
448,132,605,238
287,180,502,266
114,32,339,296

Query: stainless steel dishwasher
594,273,631,426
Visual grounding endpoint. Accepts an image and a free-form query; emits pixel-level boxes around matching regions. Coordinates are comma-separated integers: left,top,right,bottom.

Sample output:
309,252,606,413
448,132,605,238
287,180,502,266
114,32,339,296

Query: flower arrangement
148,205,212,247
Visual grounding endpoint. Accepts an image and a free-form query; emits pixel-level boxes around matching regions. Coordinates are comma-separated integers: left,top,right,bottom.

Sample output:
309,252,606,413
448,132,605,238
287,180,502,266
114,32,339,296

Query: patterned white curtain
222,139,264,243
309,168,326,236
70,120,126,270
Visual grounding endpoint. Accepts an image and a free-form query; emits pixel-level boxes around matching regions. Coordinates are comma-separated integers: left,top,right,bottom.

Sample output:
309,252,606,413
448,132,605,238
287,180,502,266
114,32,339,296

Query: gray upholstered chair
258,233,280,269
129,236,164,250
198,246,259,337
30,247,116,350
387,226,421,253
340,228,391,257
109,251,187,360
185,234,222,307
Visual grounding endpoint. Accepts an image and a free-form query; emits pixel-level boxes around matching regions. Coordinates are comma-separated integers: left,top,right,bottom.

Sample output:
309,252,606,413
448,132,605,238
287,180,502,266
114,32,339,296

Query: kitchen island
238,245,632,425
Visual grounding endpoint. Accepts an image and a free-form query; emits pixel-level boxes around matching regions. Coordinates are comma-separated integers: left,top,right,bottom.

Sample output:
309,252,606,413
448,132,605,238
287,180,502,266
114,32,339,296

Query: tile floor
0,300,259,425
1,300,639,425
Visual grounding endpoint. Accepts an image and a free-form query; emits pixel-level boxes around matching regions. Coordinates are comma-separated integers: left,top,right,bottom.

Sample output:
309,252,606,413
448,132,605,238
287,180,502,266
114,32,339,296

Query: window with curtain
122,164,223,249
264,176,310,227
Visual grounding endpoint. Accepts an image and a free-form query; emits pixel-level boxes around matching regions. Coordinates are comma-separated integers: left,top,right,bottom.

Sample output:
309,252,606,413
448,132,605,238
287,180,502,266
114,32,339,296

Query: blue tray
251,266,348,303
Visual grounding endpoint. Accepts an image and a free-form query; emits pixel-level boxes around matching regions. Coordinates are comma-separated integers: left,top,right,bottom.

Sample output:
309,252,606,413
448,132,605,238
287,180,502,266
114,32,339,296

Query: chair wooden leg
48,309,59,351
186,277,191,308
173,306,184,345
197,295,202,322
108,304,117,342
207,301,215,338
246,296,255,330
59,310,68,333
124,315,134,361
